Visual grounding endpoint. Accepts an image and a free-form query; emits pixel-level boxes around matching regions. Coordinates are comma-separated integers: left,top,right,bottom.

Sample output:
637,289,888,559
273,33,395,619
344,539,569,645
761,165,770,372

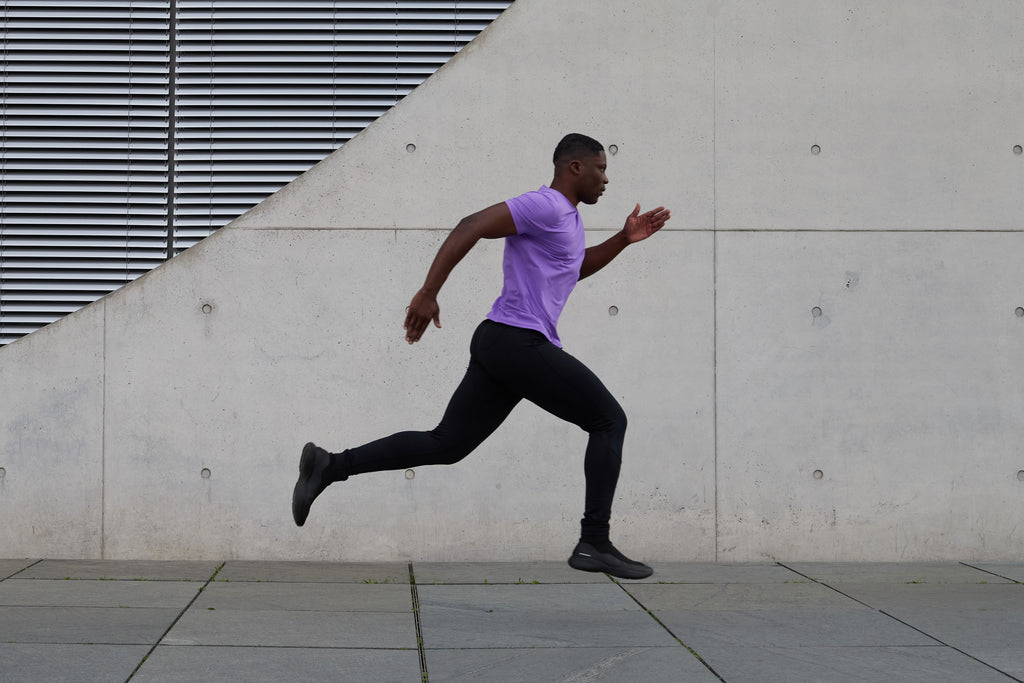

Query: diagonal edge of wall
228,0,716,232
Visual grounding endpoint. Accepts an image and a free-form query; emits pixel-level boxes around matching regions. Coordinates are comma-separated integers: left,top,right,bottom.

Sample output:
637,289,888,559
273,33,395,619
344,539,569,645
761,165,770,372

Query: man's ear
567,159,583,176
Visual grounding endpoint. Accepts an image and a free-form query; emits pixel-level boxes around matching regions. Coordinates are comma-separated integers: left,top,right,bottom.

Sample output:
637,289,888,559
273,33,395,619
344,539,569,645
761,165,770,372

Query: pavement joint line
612,577,727,682
123,560,225,683
420,645,676,650
2,559,43,581
960,561,1024,584
775,562,878,611
408,562,429,683
123,643,427,650
777,563,1023,683
874,609,1024,683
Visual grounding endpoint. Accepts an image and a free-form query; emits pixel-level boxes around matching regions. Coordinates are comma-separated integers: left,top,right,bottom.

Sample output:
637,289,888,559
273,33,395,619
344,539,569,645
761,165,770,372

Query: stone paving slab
193,581,413,612
825,582,1024,613
629,561,803,584
420,606,679,649
0,643,151,682
959,647,1024,680
967,563,1024,583
694,644,1015,683
0,578,201,608
623,581,865,611
133,645,422,683
872,603,1024,650
0,605,180,644
412,561,612,585
426,645,720,682
216,560,410,584
14,559,221,581
419,583,677,649
818,581,1024,655
784,561,1014,585
655,607,937,648
3,559,1024,682
162,608,418,648
419,583,640,613
0,559,38,579
623,582,940,650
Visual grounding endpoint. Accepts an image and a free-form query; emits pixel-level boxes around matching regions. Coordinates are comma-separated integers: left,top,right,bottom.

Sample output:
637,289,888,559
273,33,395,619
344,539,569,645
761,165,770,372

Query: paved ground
1,559,1022,682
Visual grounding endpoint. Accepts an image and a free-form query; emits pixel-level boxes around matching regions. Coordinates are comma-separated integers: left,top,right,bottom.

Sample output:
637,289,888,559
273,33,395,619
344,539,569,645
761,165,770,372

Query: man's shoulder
506,186,573,227
508,185,557,207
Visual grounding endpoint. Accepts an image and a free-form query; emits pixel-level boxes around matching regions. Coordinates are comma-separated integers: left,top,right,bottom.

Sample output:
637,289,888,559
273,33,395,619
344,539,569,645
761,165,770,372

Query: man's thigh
475,323,622,430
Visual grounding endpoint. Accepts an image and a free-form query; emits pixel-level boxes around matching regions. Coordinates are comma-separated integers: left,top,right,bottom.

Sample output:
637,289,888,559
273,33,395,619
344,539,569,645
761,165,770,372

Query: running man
292,133,670,579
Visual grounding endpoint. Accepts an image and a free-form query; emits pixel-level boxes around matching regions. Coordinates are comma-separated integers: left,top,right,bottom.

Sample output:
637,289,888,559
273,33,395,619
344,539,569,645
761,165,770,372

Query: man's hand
400,203,515,344
623,204,671,244
404,288,441,344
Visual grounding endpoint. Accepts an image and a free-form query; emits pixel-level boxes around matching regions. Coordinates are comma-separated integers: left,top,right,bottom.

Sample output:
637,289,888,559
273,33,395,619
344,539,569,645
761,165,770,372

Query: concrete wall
3,0,1023,562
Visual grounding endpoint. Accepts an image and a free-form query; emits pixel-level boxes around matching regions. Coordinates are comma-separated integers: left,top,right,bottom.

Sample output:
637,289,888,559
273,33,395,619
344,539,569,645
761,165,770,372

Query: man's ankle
324,450,350,482
580,536,612,553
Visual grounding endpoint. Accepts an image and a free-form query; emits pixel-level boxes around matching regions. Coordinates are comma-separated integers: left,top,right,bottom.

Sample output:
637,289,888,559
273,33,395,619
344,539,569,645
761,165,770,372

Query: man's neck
549,178,579,206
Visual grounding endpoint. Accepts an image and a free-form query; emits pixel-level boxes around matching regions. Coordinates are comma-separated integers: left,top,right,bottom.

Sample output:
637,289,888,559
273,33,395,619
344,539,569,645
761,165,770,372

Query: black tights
331,320,627,541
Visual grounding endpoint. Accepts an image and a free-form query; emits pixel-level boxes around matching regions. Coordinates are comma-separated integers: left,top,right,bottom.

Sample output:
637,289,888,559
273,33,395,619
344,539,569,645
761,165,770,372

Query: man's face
577,151,608,205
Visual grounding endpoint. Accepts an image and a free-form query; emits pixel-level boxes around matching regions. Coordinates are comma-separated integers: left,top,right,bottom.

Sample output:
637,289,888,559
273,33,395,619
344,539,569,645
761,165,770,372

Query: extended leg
342,356,520,475
292,324,520,526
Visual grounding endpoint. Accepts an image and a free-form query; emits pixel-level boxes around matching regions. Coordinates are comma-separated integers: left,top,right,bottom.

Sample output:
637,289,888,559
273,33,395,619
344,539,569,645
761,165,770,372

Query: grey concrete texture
3,0,1024,565
2,560,1022,683
14,559,222,581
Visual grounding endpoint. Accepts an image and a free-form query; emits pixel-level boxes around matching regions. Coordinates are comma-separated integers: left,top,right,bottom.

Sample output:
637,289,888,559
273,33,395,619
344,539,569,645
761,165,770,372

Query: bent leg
474,324,627,542
526,350,627,543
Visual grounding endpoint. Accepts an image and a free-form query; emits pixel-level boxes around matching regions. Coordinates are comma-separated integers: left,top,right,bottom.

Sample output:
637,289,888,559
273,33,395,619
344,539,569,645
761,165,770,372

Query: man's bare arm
579,204,671,280
404,202,517,344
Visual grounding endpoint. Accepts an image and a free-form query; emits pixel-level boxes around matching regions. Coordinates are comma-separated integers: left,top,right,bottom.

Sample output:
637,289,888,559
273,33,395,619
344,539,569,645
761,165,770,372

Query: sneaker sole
292,442,319,527
568,554,653,580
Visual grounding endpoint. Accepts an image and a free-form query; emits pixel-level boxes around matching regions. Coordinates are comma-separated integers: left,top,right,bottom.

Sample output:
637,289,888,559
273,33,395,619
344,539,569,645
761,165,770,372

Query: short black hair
553,133,604,165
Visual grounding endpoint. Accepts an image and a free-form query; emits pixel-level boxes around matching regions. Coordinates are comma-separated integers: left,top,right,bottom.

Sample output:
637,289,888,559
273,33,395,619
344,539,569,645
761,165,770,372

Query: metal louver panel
0,1,513,345
1,1,172,344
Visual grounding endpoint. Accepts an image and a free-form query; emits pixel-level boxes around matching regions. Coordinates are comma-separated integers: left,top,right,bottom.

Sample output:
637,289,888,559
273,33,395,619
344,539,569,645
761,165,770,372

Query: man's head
553,133,604,166
551,133,608,206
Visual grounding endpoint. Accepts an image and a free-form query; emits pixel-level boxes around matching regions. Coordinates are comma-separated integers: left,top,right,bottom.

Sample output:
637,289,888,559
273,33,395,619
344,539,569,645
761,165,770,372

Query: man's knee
587,403,627,435
427,428,486,466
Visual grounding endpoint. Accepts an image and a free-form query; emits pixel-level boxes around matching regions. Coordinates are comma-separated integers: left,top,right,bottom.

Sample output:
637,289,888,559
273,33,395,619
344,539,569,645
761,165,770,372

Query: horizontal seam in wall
229,226,1024,234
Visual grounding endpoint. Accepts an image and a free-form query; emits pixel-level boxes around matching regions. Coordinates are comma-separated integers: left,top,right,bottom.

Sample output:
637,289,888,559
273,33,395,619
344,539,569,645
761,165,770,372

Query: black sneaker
568,541,653,580
292,442,332,526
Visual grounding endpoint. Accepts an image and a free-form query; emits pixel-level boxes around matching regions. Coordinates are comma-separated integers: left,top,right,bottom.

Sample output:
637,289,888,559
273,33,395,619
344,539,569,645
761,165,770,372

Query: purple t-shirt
486,186,585,347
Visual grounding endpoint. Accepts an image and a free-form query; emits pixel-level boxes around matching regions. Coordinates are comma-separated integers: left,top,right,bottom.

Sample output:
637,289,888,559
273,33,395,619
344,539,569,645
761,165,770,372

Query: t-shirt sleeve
505,190,558,237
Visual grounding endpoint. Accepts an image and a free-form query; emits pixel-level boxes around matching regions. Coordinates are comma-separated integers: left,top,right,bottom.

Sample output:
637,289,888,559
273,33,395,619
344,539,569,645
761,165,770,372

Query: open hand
404,289,441,344
623,204,671,243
